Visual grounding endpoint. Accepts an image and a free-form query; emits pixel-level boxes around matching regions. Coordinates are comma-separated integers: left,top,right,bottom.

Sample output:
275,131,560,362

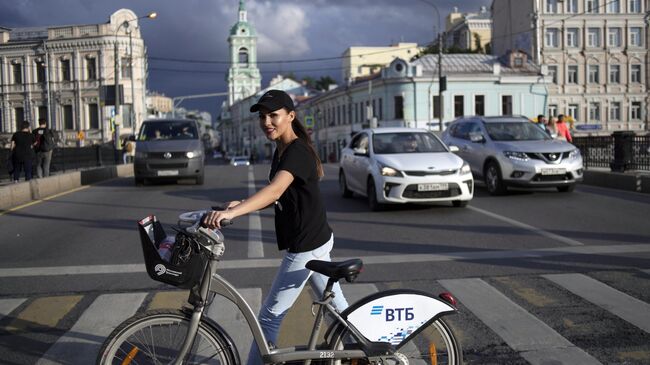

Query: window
546,0,559,13
608,28,622,47
631,101,642,119
238,48,249,66
545,28,560,47
432,95,441,119
631,64,641,83
608,0,620,13
588,65,600,83
501,95,513,115
63,105,74,130
548,65,558,83
122,104,133,127
609,65,620,83
568,104,579,121
589,102,601,121
394,96,404,119
86,57,96,80
454,95,464,117
587,28,601,47
610,102,621,120
371,100,376,122
14,107,24,129
88,103,99,129
566,0,578,13
629,0,641,13
12,63,22,84
629,27,642,47
60,59,71,81
566,28,580,47
36,60,46,83
548,104,558,117
567,65,579,84
474,95,485,116
378,98,383,120
586,0,599,13
337,105,341,125
38,106,48,122
121,57,131,79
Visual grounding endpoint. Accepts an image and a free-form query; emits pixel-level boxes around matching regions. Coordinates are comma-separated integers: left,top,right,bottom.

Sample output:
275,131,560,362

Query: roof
412,54,540,75
7,27,48,42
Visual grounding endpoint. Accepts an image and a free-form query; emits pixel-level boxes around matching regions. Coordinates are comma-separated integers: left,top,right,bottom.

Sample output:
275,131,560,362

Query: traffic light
440,76,447,92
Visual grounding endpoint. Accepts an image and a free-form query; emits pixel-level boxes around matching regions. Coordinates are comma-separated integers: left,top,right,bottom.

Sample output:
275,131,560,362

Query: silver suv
441,116,583,195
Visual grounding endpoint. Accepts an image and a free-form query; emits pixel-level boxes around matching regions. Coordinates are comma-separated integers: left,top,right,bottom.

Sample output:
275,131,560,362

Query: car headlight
568,149,581,159
460,162,471,175
135,151,147,158
504,151,529,161
186,150,202,159
379,163,403,177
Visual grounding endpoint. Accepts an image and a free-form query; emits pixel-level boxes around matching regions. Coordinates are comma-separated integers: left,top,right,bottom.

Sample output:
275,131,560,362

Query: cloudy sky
1,0,489,119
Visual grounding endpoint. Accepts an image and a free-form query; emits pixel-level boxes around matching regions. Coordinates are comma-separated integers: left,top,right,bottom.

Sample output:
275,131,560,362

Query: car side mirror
353,147,368,156
469,132,485,143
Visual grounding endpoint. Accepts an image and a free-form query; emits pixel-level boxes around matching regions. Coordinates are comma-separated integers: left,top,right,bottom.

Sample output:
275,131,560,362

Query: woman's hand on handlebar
203,209,234,229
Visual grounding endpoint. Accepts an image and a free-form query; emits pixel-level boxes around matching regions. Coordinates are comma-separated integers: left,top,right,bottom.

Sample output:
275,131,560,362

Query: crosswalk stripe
0,298,26,321
248,167,264,258
148,290,189,310
439,278,602,365
7,295,82,332
206,287,262,365
543,273,650,334
36,292,147,365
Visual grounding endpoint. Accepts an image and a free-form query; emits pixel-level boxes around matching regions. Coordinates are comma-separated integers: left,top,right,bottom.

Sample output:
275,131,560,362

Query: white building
444,6,492,52
491,0,649,133
0,9,151,145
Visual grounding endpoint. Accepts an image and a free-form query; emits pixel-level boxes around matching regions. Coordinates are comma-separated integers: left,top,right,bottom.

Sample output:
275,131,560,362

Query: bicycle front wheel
329,317,462,365
97,309,238,365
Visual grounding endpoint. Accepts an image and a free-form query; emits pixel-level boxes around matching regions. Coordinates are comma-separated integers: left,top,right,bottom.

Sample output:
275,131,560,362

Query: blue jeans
249,234,348,364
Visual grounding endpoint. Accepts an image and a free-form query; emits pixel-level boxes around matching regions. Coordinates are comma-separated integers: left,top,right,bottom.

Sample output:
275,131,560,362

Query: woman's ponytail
291,117,324,178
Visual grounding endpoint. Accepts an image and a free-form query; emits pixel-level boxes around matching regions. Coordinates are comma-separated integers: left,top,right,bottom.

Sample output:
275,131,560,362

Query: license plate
157,170,179,176
418,183,448,191
540,168,566,175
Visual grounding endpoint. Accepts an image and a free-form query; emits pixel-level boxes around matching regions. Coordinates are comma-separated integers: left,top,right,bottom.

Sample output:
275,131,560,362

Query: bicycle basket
138,215,209,289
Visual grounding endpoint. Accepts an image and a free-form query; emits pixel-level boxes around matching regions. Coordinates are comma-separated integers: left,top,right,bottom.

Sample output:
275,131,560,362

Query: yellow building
341,43,423,83
444,6,492,52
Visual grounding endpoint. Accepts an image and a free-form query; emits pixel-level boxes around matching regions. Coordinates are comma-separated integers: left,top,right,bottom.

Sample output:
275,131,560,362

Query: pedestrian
202,90,348,362
556,114,572,142
32,118,56,178
536,114,550,135
123,135,136,164
547,117,558,139
10,121,36,183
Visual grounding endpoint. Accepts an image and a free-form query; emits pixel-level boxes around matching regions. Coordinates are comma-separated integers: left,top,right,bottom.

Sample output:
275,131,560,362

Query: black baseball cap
250,90,295,113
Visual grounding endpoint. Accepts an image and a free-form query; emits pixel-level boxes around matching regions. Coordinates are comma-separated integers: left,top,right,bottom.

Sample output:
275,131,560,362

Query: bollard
609,131,635,172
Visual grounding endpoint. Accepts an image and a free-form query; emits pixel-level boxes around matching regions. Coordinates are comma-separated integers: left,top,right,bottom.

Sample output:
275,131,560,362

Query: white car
339,128,474,211
230,156,250,166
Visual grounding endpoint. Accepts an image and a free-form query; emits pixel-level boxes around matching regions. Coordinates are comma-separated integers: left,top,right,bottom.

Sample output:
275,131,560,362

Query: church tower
227,0,261,106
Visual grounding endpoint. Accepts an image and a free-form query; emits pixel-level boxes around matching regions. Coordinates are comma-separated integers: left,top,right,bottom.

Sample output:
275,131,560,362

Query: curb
582,169,650,194
0,164,134,211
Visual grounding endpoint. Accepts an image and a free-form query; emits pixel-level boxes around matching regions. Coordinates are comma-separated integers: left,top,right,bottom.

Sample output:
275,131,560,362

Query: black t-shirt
11,131,36,161
269,139,332,253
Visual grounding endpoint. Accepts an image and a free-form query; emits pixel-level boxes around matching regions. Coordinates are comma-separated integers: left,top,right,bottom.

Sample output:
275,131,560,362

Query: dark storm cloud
0,0,490,117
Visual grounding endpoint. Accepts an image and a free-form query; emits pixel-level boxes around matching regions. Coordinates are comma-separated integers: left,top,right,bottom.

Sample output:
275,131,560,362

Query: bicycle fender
342,289,456,346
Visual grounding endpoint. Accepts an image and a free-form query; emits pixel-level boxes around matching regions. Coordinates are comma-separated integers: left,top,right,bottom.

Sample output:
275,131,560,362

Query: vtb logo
370,306,414,321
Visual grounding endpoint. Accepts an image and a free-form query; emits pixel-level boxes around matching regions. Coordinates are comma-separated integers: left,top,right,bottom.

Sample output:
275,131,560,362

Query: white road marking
439,278,602,365
248,166,264,258
2,243,650,278
36,292,147,365
0,298,26,320
468,205,585,246
543,273,650,334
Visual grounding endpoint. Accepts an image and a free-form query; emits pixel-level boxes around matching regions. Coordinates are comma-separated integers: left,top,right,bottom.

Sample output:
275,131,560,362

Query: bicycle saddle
306,259,363,283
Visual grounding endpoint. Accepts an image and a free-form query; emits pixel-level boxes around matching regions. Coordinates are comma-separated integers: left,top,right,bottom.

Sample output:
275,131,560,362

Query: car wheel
484,162,508,196
367,179,384,212
339,171,353,198
557,184,575,193
452,200,469,208
196,173,205,185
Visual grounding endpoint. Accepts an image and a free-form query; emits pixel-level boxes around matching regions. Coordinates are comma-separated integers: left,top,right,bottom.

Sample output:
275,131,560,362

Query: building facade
145,92,173,119
0,9,150,146
298,53,551,162
444,6,492,52
341,43,424,83
227,0,261,106
491,0,649,132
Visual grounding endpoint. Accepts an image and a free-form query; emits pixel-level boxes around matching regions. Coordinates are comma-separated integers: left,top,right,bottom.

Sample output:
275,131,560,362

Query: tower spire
239,0,247,22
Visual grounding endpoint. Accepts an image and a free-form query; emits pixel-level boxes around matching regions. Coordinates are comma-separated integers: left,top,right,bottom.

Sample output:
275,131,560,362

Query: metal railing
573,134,650,171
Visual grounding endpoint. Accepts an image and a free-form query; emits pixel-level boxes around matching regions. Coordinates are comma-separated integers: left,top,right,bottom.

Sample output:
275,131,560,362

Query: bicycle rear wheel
97,309,238,365
329,318,462,365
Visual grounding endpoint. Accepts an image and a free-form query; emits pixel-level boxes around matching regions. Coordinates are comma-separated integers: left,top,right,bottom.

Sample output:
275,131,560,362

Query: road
1,161,649,364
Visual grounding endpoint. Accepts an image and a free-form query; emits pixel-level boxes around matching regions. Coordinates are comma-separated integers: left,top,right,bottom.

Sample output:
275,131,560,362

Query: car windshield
485,122,551,141
139,121,198,141
373,132,447,154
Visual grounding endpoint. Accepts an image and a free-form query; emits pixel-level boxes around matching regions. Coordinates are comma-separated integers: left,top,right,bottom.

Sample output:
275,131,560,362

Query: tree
315,76,336,91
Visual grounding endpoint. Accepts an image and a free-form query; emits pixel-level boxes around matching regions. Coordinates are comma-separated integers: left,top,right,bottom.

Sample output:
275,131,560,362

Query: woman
203,90,348,353
10,121,36,182
555,114,572,142
547,117,558,139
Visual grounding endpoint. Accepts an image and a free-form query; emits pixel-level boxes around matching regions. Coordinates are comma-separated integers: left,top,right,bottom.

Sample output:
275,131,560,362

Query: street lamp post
419,0,445,131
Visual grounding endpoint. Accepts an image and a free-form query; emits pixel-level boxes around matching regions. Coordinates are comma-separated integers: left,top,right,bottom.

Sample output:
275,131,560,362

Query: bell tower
227,0,261,106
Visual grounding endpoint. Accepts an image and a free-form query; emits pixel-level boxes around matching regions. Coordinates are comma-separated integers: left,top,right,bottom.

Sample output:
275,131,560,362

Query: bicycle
97,210,463,365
